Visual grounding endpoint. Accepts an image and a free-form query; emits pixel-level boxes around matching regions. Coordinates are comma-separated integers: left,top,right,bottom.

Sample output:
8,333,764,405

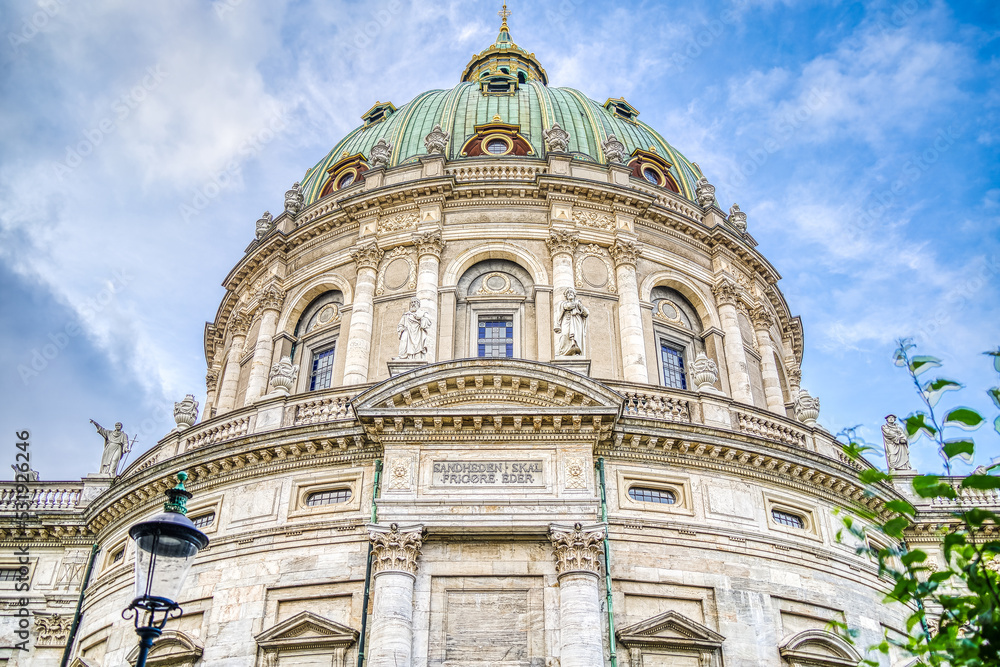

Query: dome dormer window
320,153,369,198
628,147,680,193
604,97,640,122
460,119,533,158
361,101,396,127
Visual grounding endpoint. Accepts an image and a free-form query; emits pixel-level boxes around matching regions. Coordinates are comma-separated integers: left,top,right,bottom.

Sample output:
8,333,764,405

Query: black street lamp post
123,472,209,667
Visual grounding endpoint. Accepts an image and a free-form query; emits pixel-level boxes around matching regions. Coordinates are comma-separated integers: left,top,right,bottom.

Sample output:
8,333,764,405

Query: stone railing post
712,279,753,404
550,522,606,667
414,231,444,363
751,306,785,411
611,240,647,383
244,284,285,405
216,312,251,413
343,242,384,385
367,523,424,667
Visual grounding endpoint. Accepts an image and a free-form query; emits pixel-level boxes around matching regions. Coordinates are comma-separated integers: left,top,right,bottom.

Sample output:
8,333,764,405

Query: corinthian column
367,523,424,667
610,240,647,383
752,306,785,411
550,523,606,667
712,279,753,404
203,369,220,418
415,231,444,362
216,312,251,414
243,284,285,405
343,242,384,385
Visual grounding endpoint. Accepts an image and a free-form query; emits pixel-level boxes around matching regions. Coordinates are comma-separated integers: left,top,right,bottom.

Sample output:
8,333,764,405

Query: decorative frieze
351,242,384,271
377,212,418,234
610,240,642,267
369,523,423,575
571,209,614,231
546,229,579,256
549,522,605,575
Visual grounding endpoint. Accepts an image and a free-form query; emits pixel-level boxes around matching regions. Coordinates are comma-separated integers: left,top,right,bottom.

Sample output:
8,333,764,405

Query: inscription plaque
432,460,544,486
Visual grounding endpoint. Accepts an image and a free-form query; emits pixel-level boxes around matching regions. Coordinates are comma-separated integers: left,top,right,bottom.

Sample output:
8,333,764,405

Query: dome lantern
460,3,548,86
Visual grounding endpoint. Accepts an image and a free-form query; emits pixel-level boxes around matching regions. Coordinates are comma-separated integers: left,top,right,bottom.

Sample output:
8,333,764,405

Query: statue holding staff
90,420,132,476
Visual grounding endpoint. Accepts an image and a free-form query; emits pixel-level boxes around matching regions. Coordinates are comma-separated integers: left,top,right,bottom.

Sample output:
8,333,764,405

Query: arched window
771,509,805,529
455,260,535,360
650,287,705,390
628,487,676,504
291,291,344,392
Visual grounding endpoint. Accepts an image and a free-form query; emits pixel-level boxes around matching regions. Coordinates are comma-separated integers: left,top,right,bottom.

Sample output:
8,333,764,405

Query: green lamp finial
164,471,193,515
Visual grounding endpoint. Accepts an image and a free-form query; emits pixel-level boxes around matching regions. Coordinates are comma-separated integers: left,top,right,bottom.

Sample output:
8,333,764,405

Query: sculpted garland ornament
173,394,199,430
369,138,393,168
255,211,274,240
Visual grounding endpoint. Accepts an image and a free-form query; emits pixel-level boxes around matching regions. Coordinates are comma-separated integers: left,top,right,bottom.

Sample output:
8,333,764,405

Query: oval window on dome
628,486,676,504
771,509,805,529
306,488,352,506
642,167,661,185
486,138,510,155
337,172,355,189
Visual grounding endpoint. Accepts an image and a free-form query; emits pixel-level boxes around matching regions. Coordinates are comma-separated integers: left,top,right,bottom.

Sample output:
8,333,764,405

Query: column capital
256,282,286,312
546,229,579,258
549,522,605,575
711,278,739,307
351,242,385,271
610,239,642,267
751,305,774,331
414,230,445,258
229,311,252,337
205,369,220,392
369,523,424,575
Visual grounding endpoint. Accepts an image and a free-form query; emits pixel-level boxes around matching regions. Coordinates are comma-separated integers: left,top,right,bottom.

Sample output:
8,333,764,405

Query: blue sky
1,0,997,480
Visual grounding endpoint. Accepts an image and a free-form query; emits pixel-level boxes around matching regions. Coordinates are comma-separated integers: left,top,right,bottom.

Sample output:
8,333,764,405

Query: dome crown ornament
459,3,548,85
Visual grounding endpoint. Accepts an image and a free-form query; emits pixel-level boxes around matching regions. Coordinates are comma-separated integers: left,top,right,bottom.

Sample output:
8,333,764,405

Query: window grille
0,568,22,582
771,509,805,529
628,487,676,504
306,489,352,506
478,316,514,358
191,512,215,529
111,548,125,563
310,346,336,390
660,342,687,389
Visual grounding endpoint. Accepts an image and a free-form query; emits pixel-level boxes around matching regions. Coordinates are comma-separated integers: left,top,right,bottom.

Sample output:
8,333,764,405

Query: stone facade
2,14,994,667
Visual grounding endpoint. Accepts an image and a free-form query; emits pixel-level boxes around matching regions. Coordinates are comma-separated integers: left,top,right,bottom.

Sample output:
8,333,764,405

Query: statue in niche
554,288,589,357
395,297,431,360
882,414,913,471
90,420,132,476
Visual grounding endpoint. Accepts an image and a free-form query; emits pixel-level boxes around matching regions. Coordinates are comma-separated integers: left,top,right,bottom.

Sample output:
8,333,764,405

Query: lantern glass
129,511,207,608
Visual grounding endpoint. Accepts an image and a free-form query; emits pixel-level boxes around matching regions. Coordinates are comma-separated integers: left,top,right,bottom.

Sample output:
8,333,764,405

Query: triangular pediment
255,611,358,651
617,610,724,650
779,629,862,667
69,659,97,667
354,359,623,415
125,630,203,666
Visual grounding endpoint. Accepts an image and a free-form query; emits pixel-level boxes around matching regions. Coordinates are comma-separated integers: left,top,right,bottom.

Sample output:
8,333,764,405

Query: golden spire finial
498,3,511,30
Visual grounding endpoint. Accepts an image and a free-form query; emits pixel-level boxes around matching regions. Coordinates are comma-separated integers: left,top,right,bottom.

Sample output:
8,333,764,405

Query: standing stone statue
554,288,589,357
882,414,912,471
90,420,131,476
395,297,431,360
11,464,39,482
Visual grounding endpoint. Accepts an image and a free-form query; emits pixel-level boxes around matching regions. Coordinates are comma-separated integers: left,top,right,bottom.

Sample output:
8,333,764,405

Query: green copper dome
299,14,703,205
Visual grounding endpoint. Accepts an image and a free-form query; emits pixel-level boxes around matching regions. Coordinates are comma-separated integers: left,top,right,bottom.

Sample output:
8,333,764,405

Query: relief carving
369,523,423,575
549,522,605,575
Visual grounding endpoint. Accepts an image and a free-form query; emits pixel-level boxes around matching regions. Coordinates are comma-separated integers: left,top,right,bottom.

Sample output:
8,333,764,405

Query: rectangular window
310,346,336,390
0,568,22,582
660,342,687,389
478,316,514,358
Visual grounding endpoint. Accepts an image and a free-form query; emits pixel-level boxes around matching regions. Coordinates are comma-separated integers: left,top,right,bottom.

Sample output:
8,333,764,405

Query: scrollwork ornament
257,282,286,312
571,209,614,230
230,311,252,337
369,138,392,168
542,123,571,152
751,306,774,331
712,279,739,307
602,135,627,164
205,369,220,392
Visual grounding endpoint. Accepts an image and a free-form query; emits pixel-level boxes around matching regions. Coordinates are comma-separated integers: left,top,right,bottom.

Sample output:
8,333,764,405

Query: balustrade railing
290,392,355,425
735,411,807,448
183,414,252,450
0,484,83,512
620,391,691,422
446,161,547,183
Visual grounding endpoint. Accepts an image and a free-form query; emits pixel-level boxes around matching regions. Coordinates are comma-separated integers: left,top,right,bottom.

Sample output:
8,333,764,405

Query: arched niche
646,284,711,391
277,274,355,334
454,258,537,361
639,270,719,331
288,290,345,393
442,241,549,287
779,629,863,667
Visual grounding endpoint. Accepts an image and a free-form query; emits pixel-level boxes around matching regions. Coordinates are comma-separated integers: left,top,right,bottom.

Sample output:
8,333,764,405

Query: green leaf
909,355,942,376
985,348,1000,373
901,549,927,566
962,475,1000,490
860,468,891,485
883,517,909,539
994,414,1000,437
963,508,999,528
988,387,1000,410
942,439,976,461
913,475,958,499
905,412,937,440
943,407,984,430
883,499,917,517
929,571,952,583
922,378,963,407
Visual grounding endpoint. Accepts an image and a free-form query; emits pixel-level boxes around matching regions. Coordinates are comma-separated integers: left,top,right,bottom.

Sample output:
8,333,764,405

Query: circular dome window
337,172,355,189
642,167,661,185
486,139,509,154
